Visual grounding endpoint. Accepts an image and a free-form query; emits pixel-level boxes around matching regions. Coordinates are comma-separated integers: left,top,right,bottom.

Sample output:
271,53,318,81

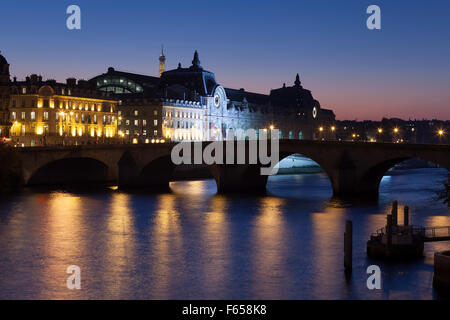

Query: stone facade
9,75,118,147
90,51,336,143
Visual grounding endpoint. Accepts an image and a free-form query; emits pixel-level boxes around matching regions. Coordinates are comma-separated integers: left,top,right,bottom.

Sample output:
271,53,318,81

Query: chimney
66,78,77,87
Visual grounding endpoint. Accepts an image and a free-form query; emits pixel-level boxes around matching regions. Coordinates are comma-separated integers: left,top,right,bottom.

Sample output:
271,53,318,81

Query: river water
0,168,449,299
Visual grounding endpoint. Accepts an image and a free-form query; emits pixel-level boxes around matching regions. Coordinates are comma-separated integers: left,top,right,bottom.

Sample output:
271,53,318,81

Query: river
0,168,448,299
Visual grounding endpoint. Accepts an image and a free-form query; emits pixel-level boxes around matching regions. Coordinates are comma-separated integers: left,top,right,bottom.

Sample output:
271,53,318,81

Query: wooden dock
367,202,450,259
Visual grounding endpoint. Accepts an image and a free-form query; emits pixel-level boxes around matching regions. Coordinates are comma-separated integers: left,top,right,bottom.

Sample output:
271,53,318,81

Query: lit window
43,112,49,121
134,110,138,116
11,112,16,120
21,112,26,120
154,119,158,126
126,120,130,125
22,87,26,94
134,120,139,126
143,120,147,126
154,130,158,136
154,110,158,116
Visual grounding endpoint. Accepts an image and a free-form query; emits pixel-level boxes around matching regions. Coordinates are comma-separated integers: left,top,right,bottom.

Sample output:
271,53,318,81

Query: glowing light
145,139,149,144
378,128,383,133
331,126,335,132
394,127,399,133
36,126,43,135
352,133,356,138
319,126,324,132
438,129,445,136
132,138,138,144
269,125,275,130
151,139,155,143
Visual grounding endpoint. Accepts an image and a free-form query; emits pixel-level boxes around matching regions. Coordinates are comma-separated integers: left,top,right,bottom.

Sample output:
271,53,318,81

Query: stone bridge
16,140,450,197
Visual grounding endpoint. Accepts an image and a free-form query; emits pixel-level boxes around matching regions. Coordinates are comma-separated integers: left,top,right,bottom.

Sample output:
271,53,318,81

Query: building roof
0,53,7,66
224,88,270,105
159,51,218,96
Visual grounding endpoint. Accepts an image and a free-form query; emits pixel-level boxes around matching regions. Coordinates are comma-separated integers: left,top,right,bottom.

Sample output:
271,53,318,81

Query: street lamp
319,126,324,132
378,128,383,134
331,126,335,132
393,127,399,133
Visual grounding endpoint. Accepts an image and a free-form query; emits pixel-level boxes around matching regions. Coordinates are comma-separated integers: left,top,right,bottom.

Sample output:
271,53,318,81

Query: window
118,110,122,116
143,130,147,136
143,120,147,126
134,110,138,116
126,119,130,125
126,130,129,135
154,119,158,126
134,120,139,126
154,110,158,116
43,112,49,121
93,115,97,124
22,87,26,94
154,130,158,136
21,112,26,120
43,99,49,108
11,112,16,120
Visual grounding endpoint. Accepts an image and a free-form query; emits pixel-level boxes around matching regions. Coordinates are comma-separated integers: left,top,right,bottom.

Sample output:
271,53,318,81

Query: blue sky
1,0,449,120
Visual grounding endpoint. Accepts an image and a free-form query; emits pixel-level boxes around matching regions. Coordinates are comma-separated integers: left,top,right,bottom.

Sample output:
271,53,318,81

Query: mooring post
344,220,352,273
404,206,409,226
392,201,398,227
386,214,393,254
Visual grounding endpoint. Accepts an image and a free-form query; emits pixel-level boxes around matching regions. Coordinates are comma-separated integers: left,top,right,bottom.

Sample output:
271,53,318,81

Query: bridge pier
208,164,268,193
327,151,380,198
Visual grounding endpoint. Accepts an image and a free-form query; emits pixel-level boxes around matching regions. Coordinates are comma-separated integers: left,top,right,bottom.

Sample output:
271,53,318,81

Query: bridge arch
138,155,177,190
359,156,449,196
27,157,110,186
267,152,334,196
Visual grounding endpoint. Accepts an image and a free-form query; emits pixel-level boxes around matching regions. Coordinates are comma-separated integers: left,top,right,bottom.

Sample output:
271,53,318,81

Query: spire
191,50,202,69
294,73,301,87
159,44,166,77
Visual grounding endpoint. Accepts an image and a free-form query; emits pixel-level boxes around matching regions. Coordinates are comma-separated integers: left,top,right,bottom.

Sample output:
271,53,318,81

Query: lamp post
438,129,445,143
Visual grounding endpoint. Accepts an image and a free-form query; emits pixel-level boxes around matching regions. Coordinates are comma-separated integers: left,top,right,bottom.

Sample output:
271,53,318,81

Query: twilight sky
1,0,449,120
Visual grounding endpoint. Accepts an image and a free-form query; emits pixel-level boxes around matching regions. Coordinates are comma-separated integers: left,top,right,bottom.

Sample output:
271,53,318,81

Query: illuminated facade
90,50,335,143
9,75,118,147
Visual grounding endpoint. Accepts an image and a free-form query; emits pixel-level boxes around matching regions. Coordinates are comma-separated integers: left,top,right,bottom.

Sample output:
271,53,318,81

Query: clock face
312,106,317,119
214,94,220,107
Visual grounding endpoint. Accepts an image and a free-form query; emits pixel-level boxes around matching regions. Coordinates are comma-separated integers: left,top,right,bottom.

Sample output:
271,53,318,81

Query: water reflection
150,194,183,299
251,197,287,298
0,168,448,299
200,195,230,297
